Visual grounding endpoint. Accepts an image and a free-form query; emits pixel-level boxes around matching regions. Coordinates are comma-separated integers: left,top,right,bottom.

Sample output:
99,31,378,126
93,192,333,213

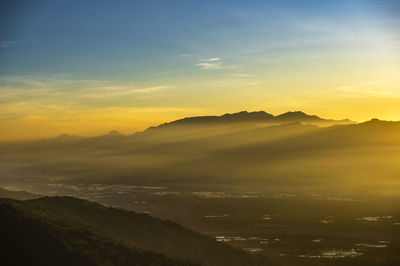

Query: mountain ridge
0,196,269,266
27,111,397,142
0,197,199,266
0,187,42,200
145,110,354,133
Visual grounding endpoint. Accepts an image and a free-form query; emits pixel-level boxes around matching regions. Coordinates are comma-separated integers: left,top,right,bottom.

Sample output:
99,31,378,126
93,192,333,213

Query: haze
1,1,400,265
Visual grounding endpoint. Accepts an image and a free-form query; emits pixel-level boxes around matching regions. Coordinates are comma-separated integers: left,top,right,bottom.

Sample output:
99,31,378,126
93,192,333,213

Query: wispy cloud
196,62,223,70
131,86,169,94
0,41,16,48
195,57,224,70
335,81,392,96
204,57,221,62
80,86,170,98
206,78,262,88
0,75,172,104
228,73,252,78
0,75,181,140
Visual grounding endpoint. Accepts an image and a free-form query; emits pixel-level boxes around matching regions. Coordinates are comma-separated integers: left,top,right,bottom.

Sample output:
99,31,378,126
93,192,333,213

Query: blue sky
1,0,398,78
1,0,400,140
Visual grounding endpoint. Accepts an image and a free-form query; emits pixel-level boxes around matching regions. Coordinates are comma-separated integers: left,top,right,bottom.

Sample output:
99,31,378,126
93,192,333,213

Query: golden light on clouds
1,0,399,141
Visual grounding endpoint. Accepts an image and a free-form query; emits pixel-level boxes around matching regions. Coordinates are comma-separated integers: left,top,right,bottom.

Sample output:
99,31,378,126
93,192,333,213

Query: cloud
335,81,392,96
204,57,221,62
0,75,181,140
0,41,16,48
81,86,170,98
228,73,252,77
195,62,223,70
131,86,169,93
195,57,224,70
0,75,171,105
206,77,262,88
0,103,209,141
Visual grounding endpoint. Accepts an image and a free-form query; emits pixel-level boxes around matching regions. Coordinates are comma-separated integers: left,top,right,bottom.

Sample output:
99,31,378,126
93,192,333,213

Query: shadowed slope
0,187,42,200
0,198,198,266
0,196,271,266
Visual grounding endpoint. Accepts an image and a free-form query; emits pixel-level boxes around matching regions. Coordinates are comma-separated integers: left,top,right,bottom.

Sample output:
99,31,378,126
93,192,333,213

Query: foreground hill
0,196,270,266
0,198,195,266
0,187,42,200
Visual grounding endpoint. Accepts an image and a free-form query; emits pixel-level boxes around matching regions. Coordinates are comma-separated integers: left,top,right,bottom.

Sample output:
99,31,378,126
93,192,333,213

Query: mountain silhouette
0,197,198,266
2,111,400,197
148,110,353,132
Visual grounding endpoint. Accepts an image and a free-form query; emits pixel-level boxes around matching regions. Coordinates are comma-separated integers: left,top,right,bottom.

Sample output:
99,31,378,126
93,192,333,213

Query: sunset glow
1,0,399,141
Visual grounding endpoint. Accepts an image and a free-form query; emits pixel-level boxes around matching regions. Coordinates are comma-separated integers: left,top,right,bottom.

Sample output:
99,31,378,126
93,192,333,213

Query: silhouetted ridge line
147,110,353,131
275,111,320,121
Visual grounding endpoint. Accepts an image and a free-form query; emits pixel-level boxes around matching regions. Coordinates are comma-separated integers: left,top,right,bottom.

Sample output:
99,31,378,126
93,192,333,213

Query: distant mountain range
0,193,268,266
147,111,354,131
44,111,394,141
1,110,400,196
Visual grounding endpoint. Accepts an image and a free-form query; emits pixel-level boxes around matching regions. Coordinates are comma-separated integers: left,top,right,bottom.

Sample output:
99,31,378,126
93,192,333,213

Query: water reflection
299,249,363,259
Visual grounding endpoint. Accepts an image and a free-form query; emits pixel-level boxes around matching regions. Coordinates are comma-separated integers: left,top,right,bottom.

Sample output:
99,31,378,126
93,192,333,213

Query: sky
0,0,399,141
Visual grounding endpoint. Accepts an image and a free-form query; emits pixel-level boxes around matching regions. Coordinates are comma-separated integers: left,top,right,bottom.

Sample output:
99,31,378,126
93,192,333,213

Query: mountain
56,134,85,141
0,198,197,266
274,111,351,125
0,196,269,266
8,110,351,143
105,130,124,136
147,111,353,131
156,111,274,126
1,113,400,197
0,187,42,200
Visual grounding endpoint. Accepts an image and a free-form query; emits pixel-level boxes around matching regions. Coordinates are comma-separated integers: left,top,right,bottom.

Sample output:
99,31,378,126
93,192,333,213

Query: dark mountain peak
221,110,248,116
280,111,307,115
106,130,124,136
367,118,382,123
361,118,387,125
359,118,400,127
145,110,353,133
220,110,274,120
276,111,320,121
162,111,274,126
152,111,275,130
155,116,219,128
